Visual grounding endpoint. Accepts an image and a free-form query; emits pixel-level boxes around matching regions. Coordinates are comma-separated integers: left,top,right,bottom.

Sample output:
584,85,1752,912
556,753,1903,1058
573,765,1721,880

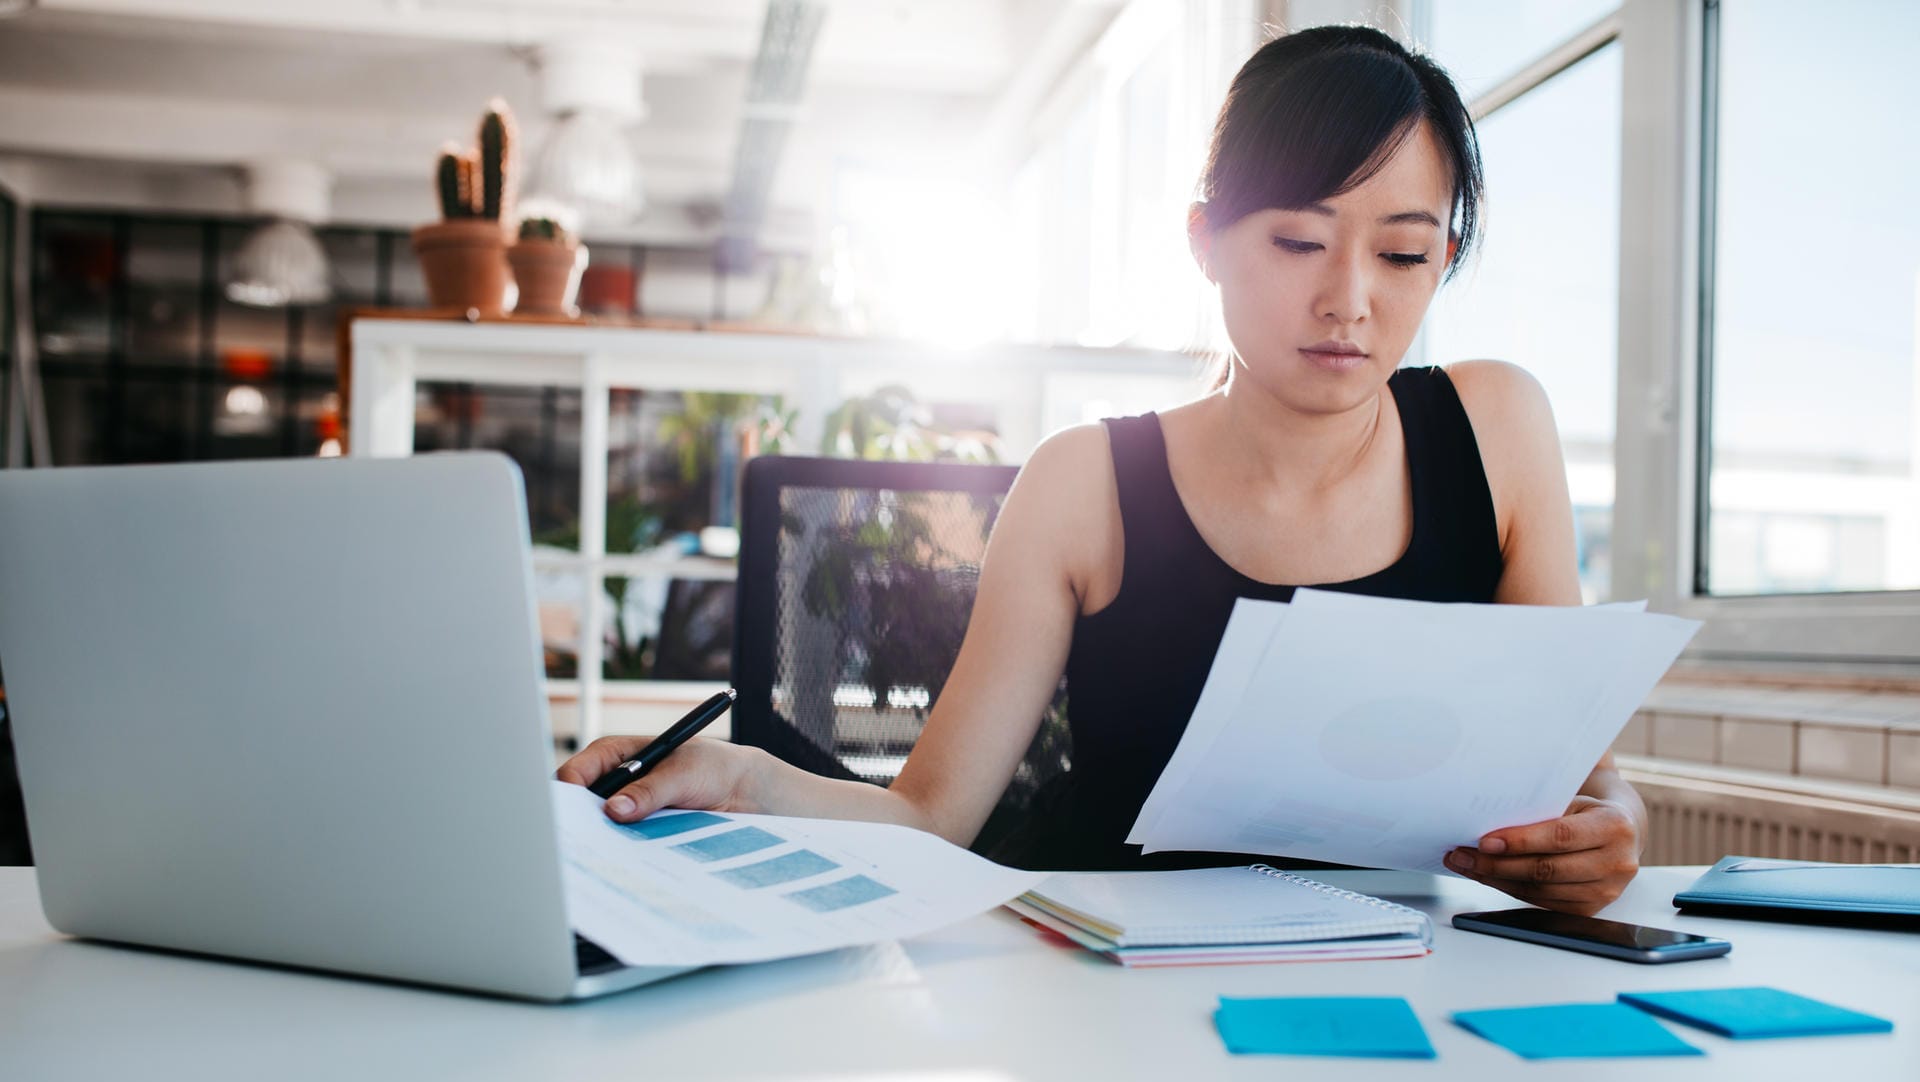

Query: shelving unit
347,317,1199,744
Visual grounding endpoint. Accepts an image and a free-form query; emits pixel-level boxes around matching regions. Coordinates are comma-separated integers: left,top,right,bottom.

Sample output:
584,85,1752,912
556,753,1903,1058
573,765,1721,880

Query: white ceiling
0,0,1121,245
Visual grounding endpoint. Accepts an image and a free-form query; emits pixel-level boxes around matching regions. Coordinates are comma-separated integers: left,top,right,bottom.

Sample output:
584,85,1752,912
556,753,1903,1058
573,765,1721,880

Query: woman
559,25,1645,917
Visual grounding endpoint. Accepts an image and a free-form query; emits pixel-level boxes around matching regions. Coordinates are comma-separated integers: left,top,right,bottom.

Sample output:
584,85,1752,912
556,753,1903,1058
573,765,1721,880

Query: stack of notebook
1007,865,1433,967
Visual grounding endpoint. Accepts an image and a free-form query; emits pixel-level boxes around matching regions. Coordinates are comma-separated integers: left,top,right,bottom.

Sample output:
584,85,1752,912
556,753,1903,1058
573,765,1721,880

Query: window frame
1418,0,1920,669
1611,0,1920,667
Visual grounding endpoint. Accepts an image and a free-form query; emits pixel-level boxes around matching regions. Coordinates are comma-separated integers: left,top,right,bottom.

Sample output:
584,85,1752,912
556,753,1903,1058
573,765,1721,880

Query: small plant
820,386,999,463
431,99,517,222
478,103,513,220
518,216,570,243
434,147,469,219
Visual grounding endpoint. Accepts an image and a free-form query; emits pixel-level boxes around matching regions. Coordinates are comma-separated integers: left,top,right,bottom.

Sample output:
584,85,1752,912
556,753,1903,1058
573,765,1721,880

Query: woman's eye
1271,237,1322,254
1383,252,1431,267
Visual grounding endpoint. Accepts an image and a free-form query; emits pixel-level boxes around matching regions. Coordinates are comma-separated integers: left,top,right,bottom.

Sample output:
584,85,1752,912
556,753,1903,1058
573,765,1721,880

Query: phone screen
1468,907,1714,950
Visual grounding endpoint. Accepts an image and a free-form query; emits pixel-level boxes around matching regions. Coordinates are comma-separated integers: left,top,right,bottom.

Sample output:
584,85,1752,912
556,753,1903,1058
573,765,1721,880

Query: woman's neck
1206,371,1388,497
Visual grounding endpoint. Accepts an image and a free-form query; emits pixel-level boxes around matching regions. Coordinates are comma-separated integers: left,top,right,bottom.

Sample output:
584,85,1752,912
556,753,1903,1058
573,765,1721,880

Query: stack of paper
1007,865,1433,967
1129,590,1700,874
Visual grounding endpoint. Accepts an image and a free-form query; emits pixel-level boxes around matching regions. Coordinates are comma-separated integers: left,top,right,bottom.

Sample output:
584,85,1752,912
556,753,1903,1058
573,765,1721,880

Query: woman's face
1193,121,1456,416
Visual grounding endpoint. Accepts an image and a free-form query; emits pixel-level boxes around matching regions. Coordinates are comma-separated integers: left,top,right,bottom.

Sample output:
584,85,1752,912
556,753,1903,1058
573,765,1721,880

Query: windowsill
1616,754,1920,815
1618,669,1920,791
1665,657,1920,695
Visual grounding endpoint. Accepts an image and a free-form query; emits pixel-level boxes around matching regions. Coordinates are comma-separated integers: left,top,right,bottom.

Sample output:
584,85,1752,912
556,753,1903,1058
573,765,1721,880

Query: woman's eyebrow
1291,204,1442,228
1379,210,1442,227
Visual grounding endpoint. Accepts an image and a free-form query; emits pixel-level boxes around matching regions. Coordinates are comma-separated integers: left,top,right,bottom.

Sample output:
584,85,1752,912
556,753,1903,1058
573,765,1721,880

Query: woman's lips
1299,347,1369,371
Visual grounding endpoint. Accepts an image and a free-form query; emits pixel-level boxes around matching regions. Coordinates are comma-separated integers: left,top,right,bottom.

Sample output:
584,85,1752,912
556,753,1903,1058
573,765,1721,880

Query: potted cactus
508,216,586,317
411,100,517,314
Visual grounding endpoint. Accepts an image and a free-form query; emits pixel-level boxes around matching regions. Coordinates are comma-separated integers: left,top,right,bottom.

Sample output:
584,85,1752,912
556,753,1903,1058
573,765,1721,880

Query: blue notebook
1618,987,1894,1039
1673,857,1920,924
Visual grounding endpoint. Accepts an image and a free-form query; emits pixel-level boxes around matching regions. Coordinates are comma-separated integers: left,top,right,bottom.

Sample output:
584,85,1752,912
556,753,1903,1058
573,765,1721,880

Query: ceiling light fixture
524,41,647,230
226,158,332,308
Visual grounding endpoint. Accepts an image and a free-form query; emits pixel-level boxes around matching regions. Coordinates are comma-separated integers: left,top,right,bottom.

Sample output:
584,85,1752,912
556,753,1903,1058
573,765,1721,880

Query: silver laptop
0,452,691,1000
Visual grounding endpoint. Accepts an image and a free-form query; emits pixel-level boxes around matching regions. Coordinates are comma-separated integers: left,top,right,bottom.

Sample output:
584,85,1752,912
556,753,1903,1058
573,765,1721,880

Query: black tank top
991,366,1504,870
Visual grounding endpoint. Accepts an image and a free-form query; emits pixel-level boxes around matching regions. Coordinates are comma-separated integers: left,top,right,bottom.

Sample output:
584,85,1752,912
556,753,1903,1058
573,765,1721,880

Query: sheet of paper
1130,598,1648,847
1215,996,1436,1058
1127,599,1289,844
1133,590,1698,873
552,781,1044,966
1453,1004,1703,1059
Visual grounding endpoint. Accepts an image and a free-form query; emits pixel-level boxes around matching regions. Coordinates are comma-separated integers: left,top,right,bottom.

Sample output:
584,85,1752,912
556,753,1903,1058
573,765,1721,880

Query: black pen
587,688,737,799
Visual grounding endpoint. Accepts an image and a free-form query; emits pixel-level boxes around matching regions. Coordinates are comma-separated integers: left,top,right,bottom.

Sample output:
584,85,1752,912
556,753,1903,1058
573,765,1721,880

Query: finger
1449,845,1626,885
1452,868,1617,910
1477,880,1618,916
1479,803,1629,857
601,749,723,822
554,735,656,786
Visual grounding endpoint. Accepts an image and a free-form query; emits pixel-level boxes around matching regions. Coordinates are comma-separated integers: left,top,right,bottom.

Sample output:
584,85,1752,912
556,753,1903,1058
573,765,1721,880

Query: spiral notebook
1008,865,1432,966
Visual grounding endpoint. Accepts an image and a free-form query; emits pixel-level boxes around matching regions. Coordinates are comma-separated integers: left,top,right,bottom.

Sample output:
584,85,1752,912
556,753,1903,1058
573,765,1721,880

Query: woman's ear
1188,202,1215,283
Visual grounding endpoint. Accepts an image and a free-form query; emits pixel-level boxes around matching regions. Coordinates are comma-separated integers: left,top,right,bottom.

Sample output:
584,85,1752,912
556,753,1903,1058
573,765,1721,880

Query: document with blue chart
1130,590,1699,873
551,781,1044,966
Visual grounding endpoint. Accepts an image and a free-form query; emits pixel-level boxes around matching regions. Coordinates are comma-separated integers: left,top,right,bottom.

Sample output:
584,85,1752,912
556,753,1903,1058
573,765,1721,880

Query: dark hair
1198,25,1483,277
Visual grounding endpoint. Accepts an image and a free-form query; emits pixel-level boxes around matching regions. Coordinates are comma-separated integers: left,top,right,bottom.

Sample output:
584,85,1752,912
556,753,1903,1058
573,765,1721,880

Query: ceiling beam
0,86,730,182
27,0,1014,93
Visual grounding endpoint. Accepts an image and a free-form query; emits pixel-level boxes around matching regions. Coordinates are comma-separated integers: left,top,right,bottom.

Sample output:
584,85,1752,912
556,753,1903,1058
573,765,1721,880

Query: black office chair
731,455,1071,856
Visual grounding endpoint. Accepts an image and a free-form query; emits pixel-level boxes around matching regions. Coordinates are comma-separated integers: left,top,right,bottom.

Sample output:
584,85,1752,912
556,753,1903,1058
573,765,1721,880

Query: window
1421,41,1624,603
1700,0,1920,598
1008,0,1254,352
1426,0,1920,663
1419,0,1619,100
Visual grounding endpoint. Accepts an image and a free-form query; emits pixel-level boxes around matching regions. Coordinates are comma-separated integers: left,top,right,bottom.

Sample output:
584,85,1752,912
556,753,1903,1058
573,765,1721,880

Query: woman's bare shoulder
998,423,1124,600
1444,359,1554,423
1442,360,1576,586
1443,360,1562,465
1012,422,1113,497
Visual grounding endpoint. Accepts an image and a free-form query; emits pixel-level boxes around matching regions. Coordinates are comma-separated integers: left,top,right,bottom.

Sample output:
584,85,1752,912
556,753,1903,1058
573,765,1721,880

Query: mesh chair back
732,456,1071,855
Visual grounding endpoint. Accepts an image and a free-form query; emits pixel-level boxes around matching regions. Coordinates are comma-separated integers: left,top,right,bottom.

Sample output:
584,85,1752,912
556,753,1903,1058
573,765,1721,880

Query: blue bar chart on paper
551,781,1043,967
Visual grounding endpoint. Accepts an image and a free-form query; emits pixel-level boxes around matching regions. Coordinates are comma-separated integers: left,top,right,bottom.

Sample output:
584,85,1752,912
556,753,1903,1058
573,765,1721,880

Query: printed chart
552,782,1043,967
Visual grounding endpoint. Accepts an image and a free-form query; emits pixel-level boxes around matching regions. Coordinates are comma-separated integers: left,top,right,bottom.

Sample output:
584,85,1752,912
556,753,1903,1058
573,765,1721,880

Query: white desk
1,866,1914,1080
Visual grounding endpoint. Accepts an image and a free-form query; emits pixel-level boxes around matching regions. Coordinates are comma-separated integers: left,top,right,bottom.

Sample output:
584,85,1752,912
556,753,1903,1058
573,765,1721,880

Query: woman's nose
1315,250,1371,326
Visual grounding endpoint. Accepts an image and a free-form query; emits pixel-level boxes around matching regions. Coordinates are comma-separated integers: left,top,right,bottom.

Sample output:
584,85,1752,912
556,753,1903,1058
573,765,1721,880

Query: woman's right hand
555,736,774,823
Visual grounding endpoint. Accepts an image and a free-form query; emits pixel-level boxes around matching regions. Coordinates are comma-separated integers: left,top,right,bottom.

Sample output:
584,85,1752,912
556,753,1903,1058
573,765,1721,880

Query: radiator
1623,763,1920,865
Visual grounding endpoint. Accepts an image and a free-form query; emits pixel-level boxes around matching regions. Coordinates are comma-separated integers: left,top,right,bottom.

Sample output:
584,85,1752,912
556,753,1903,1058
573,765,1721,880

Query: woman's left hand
1444,795,1641,916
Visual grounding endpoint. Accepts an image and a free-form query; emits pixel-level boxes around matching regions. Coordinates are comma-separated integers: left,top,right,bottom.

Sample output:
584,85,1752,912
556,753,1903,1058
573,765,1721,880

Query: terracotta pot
578,263,636,316
507,239,587,317
411,219,510,315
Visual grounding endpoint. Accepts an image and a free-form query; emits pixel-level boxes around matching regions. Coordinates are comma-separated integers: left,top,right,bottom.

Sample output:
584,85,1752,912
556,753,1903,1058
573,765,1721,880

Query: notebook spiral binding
1250,864,1435,945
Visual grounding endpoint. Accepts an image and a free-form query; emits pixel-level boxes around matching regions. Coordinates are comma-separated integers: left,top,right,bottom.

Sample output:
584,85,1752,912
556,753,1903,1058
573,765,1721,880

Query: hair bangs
1197,25,1483,278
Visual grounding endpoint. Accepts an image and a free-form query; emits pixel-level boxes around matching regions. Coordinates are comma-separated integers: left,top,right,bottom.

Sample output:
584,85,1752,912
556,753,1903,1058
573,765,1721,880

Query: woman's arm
558,425,1114,849
1443,360,1647,915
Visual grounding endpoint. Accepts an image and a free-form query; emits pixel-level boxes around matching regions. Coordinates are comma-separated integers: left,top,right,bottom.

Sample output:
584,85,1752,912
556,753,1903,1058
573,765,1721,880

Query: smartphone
1452,907,1731,963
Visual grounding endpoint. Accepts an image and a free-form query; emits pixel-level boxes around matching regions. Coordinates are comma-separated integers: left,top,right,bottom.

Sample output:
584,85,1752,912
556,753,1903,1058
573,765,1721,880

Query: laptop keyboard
573,933,625,976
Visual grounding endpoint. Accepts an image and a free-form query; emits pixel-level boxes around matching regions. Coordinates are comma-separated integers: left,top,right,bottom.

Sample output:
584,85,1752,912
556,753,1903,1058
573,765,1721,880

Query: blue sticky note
1619,987,1895,1039
1453,1003,1702,1059
1214,996,1436,1059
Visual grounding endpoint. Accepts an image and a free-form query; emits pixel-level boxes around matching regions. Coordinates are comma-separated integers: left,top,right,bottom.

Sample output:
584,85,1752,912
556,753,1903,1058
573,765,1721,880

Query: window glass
1421,43,1622,603
1704,0,1920,595
126,220,204,366
34,214,115,359
1418,0,1619,103
415,380,581,545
